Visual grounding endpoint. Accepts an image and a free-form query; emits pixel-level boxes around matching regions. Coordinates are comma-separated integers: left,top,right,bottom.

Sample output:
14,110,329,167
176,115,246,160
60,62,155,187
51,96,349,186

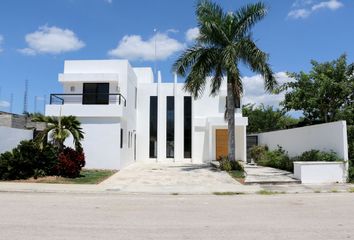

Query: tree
32,114,84,152
173,0,276,161
281,54,354,123
242,104,298,134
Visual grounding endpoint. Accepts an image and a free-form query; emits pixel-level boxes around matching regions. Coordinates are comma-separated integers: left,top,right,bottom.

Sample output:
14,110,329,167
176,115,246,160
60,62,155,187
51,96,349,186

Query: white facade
46,60,248,170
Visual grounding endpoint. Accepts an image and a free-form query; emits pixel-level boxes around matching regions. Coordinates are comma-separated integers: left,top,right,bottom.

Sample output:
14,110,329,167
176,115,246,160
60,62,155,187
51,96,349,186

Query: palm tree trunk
227,77,236,162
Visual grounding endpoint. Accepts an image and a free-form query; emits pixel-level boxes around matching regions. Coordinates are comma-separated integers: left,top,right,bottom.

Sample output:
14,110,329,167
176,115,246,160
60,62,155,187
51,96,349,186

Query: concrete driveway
100,162,260,194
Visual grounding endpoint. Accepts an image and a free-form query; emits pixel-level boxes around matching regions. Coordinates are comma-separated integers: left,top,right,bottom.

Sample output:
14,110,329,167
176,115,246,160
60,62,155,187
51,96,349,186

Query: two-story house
46,60,248,170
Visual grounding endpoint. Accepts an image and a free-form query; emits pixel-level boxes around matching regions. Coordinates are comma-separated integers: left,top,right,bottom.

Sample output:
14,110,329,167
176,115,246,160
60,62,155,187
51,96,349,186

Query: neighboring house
46,60,248,170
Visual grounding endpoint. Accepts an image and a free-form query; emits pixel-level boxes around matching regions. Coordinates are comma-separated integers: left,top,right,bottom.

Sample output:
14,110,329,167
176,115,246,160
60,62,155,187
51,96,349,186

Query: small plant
54,147,85,178
257,146,293,172
218,157,244,172
348,188,354,193
257,190,285,195
248,145,268,163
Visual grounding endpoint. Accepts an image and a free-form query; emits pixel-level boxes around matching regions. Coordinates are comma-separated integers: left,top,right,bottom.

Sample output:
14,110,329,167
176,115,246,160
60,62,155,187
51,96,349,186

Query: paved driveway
100,162,260,194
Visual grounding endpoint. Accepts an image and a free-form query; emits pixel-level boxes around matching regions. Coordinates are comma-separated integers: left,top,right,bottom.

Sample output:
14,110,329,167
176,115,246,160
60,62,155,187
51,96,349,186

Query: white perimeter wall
0,126,33,154
255,121,349,161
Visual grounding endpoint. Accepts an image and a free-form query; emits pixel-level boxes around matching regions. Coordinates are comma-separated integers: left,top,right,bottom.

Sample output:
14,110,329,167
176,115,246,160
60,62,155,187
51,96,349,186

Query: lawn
227,170,245,184
12,169,117,184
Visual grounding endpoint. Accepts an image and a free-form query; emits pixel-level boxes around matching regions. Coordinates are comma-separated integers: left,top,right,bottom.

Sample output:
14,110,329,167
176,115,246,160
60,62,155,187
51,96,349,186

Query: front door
216,129,228,159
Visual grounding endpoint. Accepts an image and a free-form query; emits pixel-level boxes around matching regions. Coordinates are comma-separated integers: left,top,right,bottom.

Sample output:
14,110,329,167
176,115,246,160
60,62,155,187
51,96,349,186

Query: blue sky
0,0,353,114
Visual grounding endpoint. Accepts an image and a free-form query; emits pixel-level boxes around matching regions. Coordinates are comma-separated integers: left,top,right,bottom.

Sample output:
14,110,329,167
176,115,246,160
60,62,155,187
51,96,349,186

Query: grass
330,189,339,193
314,190,321,193
348,188,354,193
213,192,245,195
227,170,245,184
256,190,286,195
13,169,117,184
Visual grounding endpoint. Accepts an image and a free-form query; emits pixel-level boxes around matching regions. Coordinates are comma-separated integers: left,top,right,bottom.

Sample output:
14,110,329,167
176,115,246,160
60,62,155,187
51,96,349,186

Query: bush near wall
0,140,85,180
248,145,343,173
348,125,354,181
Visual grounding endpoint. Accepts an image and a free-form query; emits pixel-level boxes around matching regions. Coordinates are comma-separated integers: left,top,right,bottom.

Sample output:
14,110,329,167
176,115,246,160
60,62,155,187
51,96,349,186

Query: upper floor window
82,83,109,105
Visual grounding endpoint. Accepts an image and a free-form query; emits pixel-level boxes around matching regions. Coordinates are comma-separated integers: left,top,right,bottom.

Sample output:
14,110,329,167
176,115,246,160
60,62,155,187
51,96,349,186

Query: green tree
281,54,354,123
173,0,276,161
32,114,84,151
242,104,298,134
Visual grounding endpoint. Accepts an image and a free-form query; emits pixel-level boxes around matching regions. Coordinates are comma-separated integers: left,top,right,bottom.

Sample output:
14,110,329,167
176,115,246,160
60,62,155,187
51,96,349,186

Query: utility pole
153,28,157,81
23,79,28,114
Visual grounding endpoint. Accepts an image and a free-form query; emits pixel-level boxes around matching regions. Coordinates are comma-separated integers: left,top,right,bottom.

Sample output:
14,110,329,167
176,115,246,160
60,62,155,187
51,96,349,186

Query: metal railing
49,93,126,106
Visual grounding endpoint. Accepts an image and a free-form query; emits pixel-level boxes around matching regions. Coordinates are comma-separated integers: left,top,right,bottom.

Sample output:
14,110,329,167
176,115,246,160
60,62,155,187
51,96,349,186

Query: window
149,96,158,158
166,96,174,158
120,128,123,149
70,86,75,92
82,83,109,105
184,96,192,158
128,131,131,148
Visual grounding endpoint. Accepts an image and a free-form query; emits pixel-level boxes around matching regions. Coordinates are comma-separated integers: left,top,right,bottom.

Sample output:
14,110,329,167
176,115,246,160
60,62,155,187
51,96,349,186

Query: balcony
46,93,126,118
50,93,126,106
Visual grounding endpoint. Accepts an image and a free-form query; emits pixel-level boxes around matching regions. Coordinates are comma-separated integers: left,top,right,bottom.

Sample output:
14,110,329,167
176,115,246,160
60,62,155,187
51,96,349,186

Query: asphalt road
0,192,353,240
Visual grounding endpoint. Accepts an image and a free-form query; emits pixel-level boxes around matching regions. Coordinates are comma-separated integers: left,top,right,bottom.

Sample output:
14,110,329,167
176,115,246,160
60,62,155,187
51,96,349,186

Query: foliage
257,146,293,172
173,0,276,161
54,147,85,178
280,54,354,123
0,140,59,180
242,104,298,133
32,114,84,151
294,150,342,162
248,145,268,162
219,157,244,172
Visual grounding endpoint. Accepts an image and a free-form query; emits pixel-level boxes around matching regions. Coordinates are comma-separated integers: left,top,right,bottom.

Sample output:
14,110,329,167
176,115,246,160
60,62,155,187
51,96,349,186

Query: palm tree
173,0,276,162
32,114,84,152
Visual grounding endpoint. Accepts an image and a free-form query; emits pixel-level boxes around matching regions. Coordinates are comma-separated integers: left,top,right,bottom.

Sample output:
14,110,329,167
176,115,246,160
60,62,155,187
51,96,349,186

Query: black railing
50,93,126,106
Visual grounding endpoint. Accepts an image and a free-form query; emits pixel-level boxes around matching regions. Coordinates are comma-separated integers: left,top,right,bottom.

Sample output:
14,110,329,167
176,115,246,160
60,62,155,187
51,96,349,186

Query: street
0,192,353,239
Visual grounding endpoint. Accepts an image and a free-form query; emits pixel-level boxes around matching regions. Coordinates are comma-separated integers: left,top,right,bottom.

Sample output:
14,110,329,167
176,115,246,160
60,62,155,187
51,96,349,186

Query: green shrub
257,146,293,172
219,157,244,172
0,140,59,180
248,145,268,163
219,157,232,171
349,166,354,183
297,150,341,162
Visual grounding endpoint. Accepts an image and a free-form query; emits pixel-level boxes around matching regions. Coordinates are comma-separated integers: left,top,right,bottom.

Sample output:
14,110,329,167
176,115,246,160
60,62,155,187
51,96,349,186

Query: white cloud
288,0,343,19
18,25,85,55
312,0,343,11
108,32,184,61
185,27,200,42
288,9,311,19
0,35,4,53
0,100,10,108
242,72,294,108
292,0,313,7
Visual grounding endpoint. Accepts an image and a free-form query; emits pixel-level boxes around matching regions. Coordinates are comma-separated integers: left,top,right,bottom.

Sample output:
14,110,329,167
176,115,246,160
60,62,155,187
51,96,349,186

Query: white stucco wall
0,126,33,154
293,162,346,184
255,121,349,161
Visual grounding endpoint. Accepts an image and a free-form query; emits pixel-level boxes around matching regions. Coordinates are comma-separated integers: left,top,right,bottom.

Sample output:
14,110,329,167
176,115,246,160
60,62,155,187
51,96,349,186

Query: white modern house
46,60,248,170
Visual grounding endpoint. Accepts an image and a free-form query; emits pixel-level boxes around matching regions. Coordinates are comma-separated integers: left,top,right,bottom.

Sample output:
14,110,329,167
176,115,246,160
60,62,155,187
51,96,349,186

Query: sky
0,0,353,115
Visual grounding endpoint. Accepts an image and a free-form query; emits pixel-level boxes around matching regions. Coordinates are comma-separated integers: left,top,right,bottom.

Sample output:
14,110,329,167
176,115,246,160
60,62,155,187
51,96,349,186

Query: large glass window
83,83,109,104
149,96,158,158
166,96,175,158
184,96,192,158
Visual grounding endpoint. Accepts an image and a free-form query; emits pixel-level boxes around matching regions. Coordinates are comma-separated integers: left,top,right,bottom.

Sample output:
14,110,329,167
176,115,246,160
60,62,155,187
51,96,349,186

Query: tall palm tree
173,0,276,162
32,114,84,152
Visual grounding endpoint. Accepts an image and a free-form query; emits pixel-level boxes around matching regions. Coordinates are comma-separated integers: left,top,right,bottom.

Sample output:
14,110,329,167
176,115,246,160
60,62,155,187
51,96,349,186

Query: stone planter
293,161,346,184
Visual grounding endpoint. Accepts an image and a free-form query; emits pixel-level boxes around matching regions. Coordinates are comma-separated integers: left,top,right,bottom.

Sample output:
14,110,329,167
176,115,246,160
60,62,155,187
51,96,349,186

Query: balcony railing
50,93,126,106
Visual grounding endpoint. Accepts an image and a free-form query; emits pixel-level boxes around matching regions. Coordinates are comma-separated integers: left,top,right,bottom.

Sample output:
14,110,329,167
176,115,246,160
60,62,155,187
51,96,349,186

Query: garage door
216,129,228,159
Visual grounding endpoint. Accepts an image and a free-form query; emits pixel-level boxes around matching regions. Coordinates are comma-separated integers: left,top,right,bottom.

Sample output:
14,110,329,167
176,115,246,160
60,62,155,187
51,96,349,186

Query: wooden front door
216,129,228,159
